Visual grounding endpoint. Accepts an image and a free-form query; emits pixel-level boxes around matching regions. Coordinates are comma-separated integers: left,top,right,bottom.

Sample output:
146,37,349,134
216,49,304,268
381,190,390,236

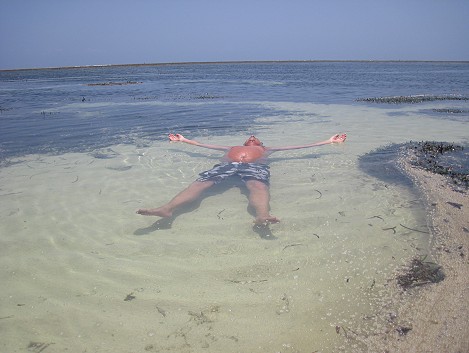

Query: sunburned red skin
223,135,267,163
225,145,266,162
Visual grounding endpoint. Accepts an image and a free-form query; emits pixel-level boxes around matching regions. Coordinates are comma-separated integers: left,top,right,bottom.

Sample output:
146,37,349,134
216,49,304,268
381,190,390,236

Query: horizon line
1,59,469,72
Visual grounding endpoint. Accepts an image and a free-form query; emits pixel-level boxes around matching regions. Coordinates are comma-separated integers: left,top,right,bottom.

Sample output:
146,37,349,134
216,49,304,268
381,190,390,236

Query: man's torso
224,146,267,163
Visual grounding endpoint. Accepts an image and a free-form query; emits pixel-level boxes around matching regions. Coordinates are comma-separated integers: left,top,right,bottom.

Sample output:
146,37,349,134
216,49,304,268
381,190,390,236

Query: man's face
244,135,263,146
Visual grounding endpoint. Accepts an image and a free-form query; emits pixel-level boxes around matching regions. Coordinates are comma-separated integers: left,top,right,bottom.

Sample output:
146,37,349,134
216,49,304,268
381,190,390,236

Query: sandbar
370,143,469,352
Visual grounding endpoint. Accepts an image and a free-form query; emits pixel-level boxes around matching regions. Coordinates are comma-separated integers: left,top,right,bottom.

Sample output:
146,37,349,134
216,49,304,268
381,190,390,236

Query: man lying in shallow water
137,133,347,225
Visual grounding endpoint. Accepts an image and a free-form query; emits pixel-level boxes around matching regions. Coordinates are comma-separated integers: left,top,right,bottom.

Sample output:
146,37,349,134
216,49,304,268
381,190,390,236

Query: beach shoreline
371,144,469,352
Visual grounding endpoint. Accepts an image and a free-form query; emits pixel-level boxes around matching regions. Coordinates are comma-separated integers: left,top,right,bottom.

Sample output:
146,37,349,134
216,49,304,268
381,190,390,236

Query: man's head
243,135,263,146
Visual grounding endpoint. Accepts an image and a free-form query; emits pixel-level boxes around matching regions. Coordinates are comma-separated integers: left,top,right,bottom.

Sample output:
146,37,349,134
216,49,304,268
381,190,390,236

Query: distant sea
1,61,468,162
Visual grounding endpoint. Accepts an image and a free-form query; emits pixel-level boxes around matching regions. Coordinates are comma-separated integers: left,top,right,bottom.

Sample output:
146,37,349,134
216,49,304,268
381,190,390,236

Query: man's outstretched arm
267,133,347,152
168,133,231,151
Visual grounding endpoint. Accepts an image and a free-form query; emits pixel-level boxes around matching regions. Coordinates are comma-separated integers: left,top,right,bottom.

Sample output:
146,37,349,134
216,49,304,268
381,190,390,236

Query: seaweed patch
86,81,142,86
432,108,469,114
124,292,136,301
27,341,55,353
356,94,469,104
396,256,445,290
406,141,469,189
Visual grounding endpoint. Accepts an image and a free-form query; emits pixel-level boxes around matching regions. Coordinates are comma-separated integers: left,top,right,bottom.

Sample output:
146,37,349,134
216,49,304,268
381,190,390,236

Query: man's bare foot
136,207,172,218
254,215,280,225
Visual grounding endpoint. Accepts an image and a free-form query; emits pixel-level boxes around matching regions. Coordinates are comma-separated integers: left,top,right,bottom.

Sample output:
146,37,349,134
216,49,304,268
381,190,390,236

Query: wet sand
371,146,469,352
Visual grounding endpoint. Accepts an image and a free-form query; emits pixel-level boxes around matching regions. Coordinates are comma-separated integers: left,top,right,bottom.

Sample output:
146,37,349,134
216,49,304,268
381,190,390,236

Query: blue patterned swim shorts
196,162,270,185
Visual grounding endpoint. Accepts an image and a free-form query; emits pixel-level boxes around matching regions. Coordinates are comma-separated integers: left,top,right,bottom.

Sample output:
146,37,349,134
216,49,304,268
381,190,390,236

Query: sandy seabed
1,101,468,352
367,149,469,353
0,141,431,353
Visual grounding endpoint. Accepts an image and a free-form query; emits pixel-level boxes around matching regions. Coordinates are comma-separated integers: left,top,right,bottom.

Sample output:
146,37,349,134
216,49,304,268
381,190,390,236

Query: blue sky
1,0,468,69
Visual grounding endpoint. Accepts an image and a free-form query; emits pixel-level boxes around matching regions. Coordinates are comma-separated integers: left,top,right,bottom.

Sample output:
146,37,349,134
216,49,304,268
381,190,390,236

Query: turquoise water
0,62,468,352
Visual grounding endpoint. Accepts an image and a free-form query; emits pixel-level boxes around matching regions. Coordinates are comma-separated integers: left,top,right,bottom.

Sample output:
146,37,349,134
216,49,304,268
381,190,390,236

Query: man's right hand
168,133,186,142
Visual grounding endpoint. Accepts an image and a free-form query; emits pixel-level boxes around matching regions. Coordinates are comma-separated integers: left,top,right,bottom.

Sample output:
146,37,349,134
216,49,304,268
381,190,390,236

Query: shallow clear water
0,62,468,352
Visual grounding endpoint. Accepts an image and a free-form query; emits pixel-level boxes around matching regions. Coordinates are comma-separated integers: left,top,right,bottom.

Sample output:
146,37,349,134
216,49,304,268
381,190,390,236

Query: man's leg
137,180,215,217
245,179,280,224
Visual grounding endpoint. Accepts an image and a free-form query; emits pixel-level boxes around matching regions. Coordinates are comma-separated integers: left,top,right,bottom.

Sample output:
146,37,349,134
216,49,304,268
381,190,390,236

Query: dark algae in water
407,141,469,189
397,256,445,290
356,94,469,104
